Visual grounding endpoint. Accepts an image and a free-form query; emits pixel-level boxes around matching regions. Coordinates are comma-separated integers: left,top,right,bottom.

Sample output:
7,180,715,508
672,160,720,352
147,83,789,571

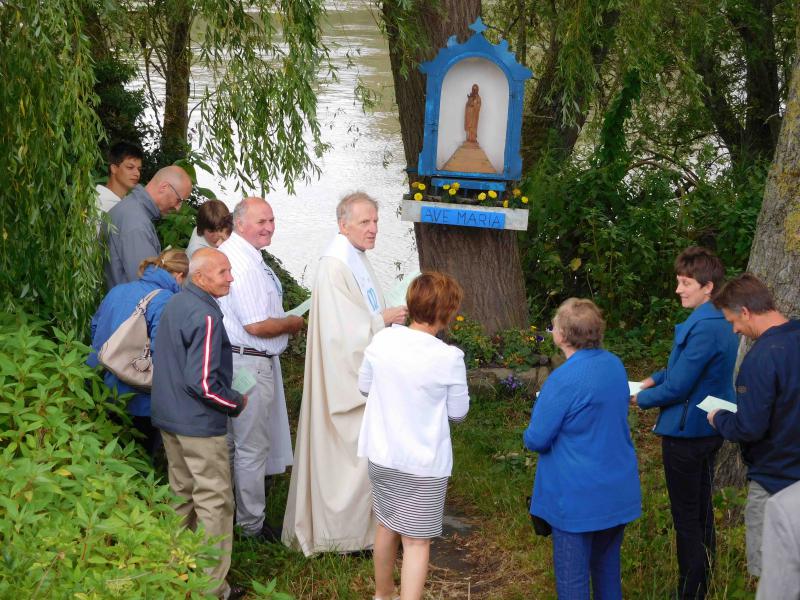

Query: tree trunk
382,0,528,333
694,0,782,169
715,56,800,491
161,0,192,162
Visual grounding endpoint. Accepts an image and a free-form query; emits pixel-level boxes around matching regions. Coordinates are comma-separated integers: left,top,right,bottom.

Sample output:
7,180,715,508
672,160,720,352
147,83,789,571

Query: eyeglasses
166,182,186,204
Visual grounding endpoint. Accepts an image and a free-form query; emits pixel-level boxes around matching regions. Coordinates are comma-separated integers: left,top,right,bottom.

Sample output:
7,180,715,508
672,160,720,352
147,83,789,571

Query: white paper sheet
286,297,312,317
384,270,420,308
697,395,738,414
628,381,644,396
232,367,257,395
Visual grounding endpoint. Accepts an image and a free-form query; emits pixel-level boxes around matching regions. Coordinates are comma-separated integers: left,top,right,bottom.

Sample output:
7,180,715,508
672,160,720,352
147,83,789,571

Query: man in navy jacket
152,248,247,600
709,273,800,578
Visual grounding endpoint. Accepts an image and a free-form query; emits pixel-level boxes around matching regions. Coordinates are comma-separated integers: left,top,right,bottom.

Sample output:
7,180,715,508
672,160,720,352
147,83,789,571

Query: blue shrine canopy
417,18,532,189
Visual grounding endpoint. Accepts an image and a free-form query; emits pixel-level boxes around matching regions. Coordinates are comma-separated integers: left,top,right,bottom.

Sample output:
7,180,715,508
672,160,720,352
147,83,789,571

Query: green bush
518,71,763,341
448,316,556,370
0,314,220,597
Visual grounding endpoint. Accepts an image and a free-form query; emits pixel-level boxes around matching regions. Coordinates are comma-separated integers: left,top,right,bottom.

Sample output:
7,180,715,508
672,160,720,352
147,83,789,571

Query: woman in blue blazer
89,249,189,459
634,247,738,599
525,298,641,599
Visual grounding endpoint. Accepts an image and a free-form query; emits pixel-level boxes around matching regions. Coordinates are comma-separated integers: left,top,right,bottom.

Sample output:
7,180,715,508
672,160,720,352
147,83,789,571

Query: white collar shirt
217,232,288,354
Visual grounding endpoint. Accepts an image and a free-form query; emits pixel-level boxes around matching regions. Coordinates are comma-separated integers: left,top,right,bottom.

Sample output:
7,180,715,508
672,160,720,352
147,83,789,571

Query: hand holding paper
628,381,643,396
697,395,738,414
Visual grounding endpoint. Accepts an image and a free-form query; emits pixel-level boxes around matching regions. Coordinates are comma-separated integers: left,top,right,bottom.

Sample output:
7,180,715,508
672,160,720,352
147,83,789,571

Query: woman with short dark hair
524,298,641,599
357,271,469,600
186,199,233,258
633,246,739,599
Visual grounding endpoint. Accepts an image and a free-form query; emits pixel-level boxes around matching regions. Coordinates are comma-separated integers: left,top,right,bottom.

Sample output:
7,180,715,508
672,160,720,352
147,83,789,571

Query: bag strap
135,288,163,313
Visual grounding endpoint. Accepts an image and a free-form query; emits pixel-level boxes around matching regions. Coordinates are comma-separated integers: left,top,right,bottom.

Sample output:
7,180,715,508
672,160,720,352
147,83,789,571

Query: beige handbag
98,289,162,391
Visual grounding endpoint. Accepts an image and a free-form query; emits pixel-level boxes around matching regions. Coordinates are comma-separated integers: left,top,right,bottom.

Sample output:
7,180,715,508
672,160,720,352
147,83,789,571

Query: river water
145,2,419,292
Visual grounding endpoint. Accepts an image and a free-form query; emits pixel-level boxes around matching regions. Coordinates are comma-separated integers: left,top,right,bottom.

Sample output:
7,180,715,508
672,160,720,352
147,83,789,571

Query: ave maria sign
401,200,529,231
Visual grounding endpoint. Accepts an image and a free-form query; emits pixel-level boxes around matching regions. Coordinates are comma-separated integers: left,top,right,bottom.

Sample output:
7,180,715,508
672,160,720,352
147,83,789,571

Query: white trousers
228,353,275,535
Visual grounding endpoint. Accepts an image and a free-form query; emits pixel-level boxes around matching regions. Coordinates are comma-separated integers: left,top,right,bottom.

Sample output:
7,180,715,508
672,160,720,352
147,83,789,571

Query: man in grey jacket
151,247,247,600
102,165,192,288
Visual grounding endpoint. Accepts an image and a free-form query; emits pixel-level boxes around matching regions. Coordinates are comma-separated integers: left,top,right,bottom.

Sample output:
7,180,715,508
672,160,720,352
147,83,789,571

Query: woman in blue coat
89,249,189,458
525,298,641,599
633,247,738,599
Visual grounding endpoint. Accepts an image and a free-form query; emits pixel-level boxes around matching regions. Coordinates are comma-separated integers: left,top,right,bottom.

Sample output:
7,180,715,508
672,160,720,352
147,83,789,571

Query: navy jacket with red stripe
151,280,244,437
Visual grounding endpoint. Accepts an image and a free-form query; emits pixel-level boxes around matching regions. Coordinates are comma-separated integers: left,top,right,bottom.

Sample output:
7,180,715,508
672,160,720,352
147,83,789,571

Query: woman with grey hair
524,298,641,599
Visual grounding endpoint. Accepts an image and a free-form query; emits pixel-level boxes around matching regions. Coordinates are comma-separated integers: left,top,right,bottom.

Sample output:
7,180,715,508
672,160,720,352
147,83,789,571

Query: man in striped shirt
218,197,304,541
151,248,248,600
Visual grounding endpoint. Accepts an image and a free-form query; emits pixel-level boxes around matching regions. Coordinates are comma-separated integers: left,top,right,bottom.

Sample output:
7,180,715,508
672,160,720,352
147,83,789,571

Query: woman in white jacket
358,271,470,600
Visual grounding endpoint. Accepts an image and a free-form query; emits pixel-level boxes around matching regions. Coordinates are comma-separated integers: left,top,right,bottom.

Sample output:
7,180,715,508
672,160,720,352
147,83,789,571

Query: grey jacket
151,281,244,437
102,184,161,288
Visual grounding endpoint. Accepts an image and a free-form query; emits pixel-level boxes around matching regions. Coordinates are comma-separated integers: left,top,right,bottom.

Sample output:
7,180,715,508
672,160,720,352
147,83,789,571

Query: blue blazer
637,301,738,437
524,349,642,533
88,266,181,416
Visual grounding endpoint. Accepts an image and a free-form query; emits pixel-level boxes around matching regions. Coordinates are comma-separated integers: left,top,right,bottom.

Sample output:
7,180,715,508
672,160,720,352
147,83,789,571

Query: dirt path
425,505,506,599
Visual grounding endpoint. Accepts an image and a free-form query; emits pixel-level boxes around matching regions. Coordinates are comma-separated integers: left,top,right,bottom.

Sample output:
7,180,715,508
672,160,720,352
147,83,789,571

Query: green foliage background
0,315,219,597
0,2,106,332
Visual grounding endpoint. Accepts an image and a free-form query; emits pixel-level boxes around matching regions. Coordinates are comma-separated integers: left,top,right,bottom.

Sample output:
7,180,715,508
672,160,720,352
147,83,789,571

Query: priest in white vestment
282,192,407,556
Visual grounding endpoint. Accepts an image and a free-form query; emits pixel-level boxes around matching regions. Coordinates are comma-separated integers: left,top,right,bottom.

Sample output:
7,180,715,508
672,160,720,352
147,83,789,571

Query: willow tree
0,2,105,331
716,55,800,490
111,0,331,189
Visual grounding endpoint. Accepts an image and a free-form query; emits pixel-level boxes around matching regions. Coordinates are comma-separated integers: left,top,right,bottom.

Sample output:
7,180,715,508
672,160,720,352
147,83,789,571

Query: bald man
217,197,304,541
102,165,192,288
151,248,247,600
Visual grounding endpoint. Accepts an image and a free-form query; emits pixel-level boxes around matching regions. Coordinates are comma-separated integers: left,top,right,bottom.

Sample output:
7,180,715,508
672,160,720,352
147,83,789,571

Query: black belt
231,345,274,358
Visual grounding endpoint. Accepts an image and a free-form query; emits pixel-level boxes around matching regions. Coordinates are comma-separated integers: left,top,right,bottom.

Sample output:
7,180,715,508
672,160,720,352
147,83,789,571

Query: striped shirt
217,232,288,355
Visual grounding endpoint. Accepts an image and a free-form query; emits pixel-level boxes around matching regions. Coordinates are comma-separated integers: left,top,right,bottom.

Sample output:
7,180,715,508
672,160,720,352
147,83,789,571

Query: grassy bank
230,355,755,599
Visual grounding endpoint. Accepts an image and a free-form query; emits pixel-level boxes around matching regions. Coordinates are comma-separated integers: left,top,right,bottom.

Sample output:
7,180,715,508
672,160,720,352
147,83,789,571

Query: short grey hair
232,196,265,228
336,191,378,223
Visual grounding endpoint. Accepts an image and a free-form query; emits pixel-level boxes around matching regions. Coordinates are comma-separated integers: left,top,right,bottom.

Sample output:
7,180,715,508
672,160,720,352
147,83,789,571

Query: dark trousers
131,415,163,461
662,435,723,600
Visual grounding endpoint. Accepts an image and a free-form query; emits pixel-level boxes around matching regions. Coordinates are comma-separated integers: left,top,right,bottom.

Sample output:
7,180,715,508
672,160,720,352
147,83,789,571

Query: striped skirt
368,461,448,539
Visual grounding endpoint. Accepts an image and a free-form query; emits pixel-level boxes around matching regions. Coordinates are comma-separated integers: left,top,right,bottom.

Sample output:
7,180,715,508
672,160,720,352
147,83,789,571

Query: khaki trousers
162,431,234,599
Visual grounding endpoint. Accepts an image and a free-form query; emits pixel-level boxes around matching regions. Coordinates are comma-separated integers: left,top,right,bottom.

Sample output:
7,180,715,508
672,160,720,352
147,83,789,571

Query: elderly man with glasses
102,165,192,288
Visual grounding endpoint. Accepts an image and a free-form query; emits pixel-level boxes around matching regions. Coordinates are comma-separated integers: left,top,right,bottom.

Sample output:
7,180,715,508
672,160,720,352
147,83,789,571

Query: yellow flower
410,181,419,189
503,200,509,208
512,188,521,197
414,192,423,201
418,183,426,191
521,196,529,204
478,192,486,201
448,188,456,196
488,190,497,199
456,315,465,322
443,184,450,190
530,325,537,331
452,182,460,190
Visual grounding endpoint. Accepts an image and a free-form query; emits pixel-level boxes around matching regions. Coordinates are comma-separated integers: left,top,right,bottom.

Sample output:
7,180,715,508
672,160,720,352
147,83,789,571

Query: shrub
448,316,556,370
0,313,221,597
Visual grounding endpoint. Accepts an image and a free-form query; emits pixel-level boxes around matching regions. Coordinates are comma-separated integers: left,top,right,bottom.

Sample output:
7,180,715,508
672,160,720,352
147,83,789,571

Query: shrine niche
402,17,533,232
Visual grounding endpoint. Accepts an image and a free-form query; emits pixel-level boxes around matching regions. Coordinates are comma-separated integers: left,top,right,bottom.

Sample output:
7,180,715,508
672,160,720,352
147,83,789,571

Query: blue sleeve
637,326,717,409
87,308,102,367
523,378,570,453
183,313,244,416
651,369,666,385
714,353,775,442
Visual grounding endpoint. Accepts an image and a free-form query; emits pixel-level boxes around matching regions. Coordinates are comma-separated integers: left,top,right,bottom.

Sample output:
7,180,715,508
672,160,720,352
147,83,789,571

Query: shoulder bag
97,289,162,391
